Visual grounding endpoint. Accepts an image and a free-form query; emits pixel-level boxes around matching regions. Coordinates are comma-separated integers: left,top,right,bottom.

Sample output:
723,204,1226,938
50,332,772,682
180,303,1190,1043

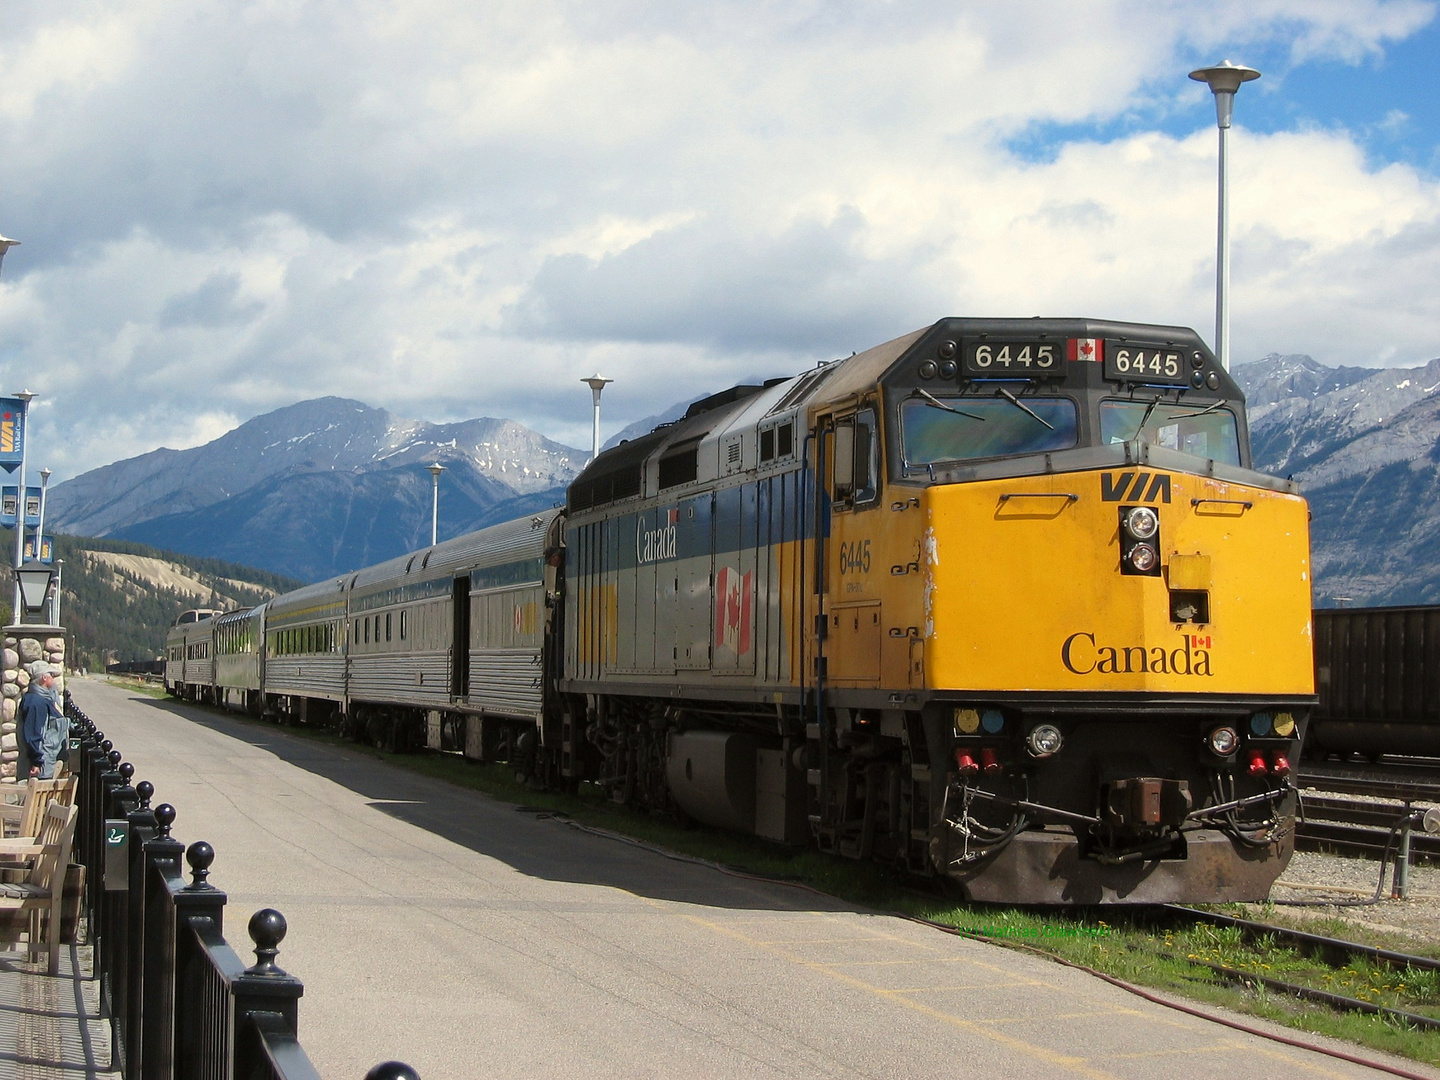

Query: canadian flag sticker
1068,338,1103,363
715,565,753,656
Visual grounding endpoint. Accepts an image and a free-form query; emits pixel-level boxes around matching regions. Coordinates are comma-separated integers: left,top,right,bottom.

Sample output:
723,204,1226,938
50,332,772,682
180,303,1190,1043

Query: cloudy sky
0,0,1437,478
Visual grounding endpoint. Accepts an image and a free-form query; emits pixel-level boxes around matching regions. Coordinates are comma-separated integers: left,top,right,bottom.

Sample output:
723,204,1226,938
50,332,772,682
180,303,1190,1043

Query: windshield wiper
915,389,985,421
1166,400,1228,420
1127,394,1169,439
996,387,1054,430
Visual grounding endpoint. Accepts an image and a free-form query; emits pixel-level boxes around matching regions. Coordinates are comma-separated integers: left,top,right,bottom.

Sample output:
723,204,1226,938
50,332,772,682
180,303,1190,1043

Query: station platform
0,941,112,1078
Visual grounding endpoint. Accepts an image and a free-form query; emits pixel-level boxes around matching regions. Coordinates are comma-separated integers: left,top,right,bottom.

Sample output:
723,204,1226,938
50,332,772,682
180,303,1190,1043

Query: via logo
1100,471,1171,504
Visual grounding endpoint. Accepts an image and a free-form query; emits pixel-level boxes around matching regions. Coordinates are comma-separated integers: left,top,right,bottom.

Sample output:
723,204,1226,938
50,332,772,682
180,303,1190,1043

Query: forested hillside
0,530,300,671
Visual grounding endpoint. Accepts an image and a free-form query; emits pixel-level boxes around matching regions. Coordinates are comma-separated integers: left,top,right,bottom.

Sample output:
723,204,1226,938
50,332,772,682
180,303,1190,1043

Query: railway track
1294,758,1440,864
1156,906,1440,1032
1298,757,1440,802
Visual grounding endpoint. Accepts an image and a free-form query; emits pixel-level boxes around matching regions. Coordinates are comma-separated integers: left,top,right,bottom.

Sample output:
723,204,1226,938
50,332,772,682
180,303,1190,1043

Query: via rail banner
0,398,25,473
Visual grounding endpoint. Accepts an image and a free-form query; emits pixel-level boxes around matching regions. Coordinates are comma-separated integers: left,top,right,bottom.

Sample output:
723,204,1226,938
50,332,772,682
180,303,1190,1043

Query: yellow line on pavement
657,902,1120,1080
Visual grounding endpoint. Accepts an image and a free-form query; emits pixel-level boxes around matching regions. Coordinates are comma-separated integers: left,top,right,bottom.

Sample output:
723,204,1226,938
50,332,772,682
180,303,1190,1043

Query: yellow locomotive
559,317,1313,903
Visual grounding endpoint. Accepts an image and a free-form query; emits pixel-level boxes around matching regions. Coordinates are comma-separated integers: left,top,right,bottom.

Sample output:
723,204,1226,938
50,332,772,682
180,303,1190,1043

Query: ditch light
15,560,54,612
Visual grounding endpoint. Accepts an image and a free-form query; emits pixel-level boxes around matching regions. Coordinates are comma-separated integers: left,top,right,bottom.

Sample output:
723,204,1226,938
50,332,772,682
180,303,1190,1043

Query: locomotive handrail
1185,786,1289,819
1191,497,1253,511
996,492,1078,503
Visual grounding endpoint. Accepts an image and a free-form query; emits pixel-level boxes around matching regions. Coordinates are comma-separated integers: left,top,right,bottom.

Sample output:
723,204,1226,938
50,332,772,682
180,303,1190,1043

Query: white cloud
0,0,1434,480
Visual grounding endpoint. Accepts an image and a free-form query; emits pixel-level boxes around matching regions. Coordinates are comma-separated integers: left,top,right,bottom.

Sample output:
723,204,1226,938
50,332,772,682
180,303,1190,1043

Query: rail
65,692,421,1080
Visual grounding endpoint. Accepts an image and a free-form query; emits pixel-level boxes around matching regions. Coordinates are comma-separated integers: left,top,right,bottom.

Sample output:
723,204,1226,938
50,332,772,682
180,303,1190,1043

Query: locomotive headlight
1249,712,1273,737
1207,725,1239,756
1123,506,1159,540
1128,544,1159,572
1026,724,1063,758
1273,712,1296,737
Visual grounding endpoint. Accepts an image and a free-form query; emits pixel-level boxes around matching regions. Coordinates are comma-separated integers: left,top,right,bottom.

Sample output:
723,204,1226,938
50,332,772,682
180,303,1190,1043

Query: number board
1104,343,1188,384
963,340,1061,376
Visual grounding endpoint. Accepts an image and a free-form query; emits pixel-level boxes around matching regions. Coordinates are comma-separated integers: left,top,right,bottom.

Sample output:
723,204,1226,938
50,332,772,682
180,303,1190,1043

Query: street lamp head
14,560,54,613
582,374,613,393
39,468,51,483
1190,60,1260,128
9,390,34,404
426,462,446,479
0,236,19,279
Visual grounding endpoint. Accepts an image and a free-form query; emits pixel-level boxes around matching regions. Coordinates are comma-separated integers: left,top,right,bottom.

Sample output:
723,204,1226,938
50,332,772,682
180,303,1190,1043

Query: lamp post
36,466,50,562
1190,60,1260,373
426,462,445,547
581,374,613,462
8,390,34,623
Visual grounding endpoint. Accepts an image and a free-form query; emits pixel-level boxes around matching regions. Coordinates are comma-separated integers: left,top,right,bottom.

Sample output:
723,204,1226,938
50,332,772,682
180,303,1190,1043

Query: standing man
20,671,64,779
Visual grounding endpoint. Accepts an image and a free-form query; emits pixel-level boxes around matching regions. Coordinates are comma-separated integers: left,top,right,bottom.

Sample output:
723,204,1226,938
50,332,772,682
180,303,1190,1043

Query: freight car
1310,604,1440,760
176,316,1316,904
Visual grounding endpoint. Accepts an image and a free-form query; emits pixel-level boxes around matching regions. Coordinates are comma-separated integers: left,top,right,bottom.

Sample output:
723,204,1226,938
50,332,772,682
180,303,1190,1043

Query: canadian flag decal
715,566,753,656
1067,338,1103,363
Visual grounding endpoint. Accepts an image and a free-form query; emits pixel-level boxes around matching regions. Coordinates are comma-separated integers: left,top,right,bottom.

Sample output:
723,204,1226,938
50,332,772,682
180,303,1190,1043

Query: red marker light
980,748,1002,774
955,751,979,776
1270,755,1291,778
1246,751,1267,777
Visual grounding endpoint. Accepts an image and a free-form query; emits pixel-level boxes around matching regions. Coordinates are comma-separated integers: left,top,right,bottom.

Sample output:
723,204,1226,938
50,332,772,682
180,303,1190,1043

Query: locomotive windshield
1099,400,1240,465
900,396,1078,466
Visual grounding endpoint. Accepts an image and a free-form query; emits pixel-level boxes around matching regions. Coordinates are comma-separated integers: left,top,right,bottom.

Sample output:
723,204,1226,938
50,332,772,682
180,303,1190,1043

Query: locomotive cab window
901,395,1077,466
1099,400,1241,466
833,409,879,508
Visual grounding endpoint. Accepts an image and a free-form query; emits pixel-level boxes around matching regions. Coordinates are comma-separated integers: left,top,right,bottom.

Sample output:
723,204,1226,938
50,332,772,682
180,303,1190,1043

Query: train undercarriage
249,684,1303,903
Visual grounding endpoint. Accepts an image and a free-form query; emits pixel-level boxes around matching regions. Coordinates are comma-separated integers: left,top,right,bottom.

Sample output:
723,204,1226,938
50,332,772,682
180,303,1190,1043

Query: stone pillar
1,624,65,784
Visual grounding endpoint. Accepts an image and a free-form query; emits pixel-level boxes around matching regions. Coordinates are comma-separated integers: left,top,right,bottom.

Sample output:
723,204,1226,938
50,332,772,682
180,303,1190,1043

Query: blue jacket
20,684,62,764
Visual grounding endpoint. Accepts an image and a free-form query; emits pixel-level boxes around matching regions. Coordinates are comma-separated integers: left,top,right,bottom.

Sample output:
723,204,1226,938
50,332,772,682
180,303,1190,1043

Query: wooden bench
0,776,77,840
0,802,79,974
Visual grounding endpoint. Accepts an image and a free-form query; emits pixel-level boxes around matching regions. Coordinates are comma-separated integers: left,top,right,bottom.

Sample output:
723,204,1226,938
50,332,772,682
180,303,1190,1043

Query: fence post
103,761,138,1070
140,804,185,1080
232,909,307,1079
172,842,229,1075
123,779,159,1080
93,749,124,984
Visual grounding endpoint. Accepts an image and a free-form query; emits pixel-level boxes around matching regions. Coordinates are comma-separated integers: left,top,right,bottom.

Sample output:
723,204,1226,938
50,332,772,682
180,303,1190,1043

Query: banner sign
23,536,53,564
0,399,25,474
2,486,44,528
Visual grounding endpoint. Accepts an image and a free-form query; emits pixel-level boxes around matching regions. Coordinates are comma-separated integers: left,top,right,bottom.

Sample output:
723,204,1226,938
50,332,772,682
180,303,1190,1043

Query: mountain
1233,352,1440,606
0,531,300,670
47,398,583,581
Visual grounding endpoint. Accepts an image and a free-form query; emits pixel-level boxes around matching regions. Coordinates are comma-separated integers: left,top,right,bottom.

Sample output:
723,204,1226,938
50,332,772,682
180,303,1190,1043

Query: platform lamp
0,236,19,278
15,560,53,615
426,462,445,547
581,374,613,462
1190,60,1260,373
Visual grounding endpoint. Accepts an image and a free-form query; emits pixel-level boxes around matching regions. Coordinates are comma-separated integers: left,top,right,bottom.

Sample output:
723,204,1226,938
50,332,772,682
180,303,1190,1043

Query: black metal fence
65,693,420,1080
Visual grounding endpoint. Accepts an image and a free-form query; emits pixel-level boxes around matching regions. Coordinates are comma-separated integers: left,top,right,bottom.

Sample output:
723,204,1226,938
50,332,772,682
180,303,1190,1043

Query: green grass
98,675,170,700
129,689,1440,1067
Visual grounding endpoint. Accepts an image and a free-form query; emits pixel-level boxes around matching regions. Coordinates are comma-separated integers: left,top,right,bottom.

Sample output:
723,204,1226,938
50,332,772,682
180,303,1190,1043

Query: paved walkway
54,678,1440,1079
0,942,112,1078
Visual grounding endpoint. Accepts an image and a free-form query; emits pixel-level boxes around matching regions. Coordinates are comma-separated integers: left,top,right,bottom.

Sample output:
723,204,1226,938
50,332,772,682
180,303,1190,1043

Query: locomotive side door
451,574,470,699
822,406,883,687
